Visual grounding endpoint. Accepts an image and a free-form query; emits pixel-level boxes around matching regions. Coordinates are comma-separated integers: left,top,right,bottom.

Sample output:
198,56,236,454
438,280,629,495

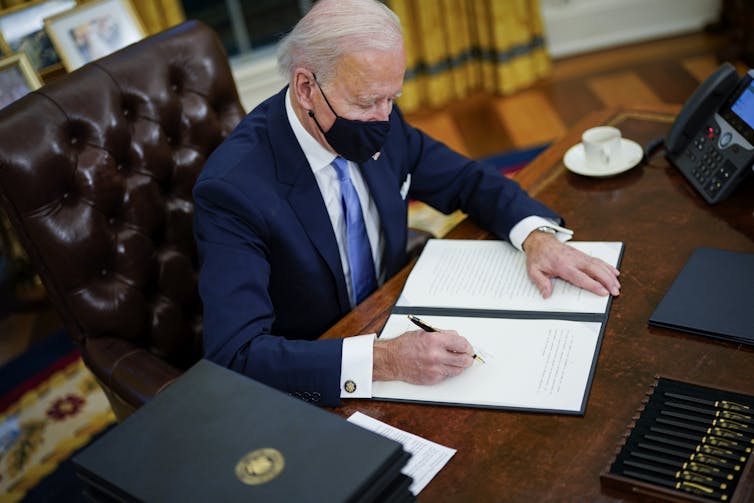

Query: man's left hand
522,230,621,298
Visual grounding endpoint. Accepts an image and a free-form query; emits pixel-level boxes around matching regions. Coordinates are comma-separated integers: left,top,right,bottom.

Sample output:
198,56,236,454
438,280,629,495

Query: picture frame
44,0,146,72
0,0,77,75
0,52,42,110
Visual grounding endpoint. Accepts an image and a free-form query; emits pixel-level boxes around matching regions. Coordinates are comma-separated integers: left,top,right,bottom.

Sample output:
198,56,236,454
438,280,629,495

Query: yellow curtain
388,0,551,113
129,0,185,34
0,0,26,8
0,0,184,34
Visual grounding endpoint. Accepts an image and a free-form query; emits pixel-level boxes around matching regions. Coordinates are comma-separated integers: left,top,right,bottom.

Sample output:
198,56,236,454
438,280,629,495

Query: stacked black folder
649,247,754,344
73,360,414,502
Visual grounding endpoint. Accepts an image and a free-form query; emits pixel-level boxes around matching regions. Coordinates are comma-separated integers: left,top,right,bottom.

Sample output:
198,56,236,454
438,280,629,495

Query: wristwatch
535,226,558,236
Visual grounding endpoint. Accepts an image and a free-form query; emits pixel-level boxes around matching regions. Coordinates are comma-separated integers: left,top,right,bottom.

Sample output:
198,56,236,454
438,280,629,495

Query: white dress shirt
284,89,573,399
285,90,377,398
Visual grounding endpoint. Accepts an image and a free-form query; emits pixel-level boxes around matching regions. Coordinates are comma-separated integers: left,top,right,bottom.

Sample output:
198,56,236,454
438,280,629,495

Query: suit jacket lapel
360,150,406,278
267,88,351,312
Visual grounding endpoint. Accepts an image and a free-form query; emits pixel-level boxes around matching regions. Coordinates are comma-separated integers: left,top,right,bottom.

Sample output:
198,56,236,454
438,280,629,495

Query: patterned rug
0,331,116,503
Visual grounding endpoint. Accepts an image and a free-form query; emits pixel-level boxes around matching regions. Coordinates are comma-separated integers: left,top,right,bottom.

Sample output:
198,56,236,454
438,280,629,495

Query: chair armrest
83,336,185,414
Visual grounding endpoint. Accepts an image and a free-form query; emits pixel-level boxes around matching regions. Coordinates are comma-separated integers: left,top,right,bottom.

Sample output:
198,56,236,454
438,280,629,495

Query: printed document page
347,412,455,496
373,314,602,412
396,240,622,313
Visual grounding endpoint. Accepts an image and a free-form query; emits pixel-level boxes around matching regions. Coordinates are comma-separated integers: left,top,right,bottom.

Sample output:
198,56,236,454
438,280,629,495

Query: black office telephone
665,62,754,204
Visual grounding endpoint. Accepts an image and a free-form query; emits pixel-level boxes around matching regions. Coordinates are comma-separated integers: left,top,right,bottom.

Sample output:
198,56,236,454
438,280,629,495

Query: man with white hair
193,0,621,406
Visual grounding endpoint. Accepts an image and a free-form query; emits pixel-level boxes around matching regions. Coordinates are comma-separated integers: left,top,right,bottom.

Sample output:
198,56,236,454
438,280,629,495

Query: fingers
422,331,474,371
591,260,621,296
527,267,554,298
373,330,475,385
554,260,621,297
564,269,610,296
438,329,474,354
526,238,621,298
566,255,620,297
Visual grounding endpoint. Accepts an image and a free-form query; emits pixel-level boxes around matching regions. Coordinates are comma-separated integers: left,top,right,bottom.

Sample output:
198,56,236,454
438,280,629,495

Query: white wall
231,0,723,111
230,48,286,113
541,0,722,58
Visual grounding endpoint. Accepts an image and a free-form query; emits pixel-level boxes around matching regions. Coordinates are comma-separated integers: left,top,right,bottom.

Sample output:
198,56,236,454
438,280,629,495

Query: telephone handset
666,62,754,204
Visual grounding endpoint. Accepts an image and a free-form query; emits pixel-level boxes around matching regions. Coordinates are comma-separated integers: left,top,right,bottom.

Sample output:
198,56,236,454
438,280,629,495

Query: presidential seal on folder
73,360,414,502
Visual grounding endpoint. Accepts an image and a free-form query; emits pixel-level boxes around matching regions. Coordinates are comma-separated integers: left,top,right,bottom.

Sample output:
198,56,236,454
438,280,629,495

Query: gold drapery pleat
0,0,26,8
129,0,185,34
388,0,551,113
0,0,185,35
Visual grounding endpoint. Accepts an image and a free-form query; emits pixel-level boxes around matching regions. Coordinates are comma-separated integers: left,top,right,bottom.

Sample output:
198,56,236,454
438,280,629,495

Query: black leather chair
0,20,432,420
0,21,244,419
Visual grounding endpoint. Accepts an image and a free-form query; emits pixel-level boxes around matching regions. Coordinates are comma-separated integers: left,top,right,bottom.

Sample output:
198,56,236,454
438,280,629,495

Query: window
182,0,314,57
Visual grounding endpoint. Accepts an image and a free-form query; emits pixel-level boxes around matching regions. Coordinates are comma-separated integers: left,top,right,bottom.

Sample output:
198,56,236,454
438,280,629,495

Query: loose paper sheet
374,315,602,412
396,240,622,313
347,411,456,496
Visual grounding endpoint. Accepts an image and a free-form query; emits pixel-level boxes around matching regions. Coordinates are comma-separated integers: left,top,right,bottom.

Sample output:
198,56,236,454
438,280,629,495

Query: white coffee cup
582,126,622,169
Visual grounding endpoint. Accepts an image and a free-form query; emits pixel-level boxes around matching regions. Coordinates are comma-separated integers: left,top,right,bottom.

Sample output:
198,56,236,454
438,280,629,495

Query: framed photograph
0,52,42,109
0,0,77,74
45,0,146,72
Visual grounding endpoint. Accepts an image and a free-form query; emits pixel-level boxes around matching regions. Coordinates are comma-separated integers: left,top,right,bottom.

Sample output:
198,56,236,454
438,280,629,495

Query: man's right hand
372,329,474,384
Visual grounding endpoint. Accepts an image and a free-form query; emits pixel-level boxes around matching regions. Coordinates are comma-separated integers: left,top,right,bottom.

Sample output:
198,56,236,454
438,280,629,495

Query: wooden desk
322,105,754,502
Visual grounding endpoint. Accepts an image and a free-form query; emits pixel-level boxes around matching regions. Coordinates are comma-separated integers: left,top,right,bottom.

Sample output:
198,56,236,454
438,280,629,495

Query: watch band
535,226,558,235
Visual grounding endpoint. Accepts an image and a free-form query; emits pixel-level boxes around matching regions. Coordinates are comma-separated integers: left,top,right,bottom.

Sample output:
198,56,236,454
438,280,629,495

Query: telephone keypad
666,66,754,205
684,124,740,199
689,130,725,188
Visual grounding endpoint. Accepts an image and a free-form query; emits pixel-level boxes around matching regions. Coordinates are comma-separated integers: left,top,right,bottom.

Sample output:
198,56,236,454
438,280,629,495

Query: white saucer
563,138,644,177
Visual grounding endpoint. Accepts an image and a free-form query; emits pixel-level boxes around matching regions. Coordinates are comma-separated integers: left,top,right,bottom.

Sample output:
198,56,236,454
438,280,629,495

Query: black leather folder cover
649,247,754,343
73,359,412,503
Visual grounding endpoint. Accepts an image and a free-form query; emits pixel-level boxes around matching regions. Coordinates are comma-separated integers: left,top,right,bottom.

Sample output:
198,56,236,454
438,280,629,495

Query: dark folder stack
649,247,754,344
73,360,414,502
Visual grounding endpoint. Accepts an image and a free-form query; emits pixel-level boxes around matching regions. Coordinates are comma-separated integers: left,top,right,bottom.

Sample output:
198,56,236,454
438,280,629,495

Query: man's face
316,45,406,126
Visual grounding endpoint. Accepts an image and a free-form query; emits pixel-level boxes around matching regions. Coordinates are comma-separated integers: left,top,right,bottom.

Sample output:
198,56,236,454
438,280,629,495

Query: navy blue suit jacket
193,87,559,405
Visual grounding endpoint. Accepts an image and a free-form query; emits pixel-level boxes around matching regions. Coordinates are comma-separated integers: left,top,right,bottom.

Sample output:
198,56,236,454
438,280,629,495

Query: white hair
277,0,403,86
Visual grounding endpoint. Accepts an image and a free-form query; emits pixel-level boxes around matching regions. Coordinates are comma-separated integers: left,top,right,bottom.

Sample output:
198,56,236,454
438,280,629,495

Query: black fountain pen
623,459,728,490
660,410,751,433
643,433,746,463
664,392,752,412
649,425,751,454
665,400,754,425
629,450,733,480
407,315,485,364
623,470,729,500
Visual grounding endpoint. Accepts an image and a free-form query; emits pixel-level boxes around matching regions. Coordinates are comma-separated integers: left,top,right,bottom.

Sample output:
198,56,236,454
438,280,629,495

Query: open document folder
374,239,624,415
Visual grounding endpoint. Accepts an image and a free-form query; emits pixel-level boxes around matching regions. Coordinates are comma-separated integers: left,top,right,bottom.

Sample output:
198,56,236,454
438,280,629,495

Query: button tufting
100,269,108,277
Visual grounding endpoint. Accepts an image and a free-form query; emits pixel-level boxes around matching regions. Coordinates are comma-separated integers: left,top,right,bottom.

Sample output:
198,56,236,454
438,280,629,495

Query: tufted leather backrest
0,20,245,417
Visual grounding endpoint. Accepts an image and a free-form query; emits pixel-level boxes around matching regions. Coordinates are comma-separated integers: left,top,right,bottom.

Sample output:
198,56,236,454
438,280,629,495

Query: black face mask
308,76,390,164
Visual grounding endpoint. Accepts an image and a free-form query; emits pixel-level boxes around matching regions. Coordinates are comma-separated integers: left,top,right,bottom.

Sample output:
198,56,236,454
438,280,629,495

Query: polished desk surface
322,104,754,502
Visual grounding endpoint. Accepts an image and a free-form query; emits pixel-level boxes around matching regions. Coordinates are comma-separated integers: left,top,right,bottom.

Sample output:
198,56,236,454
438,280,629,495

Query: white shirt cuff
340,333,375,398
509,216,574,251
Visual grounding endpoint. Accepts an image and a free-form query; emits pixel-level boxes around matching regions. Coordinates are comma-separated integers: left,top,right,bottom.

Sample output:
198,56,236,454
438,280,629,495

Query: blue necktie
332,156,377,305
